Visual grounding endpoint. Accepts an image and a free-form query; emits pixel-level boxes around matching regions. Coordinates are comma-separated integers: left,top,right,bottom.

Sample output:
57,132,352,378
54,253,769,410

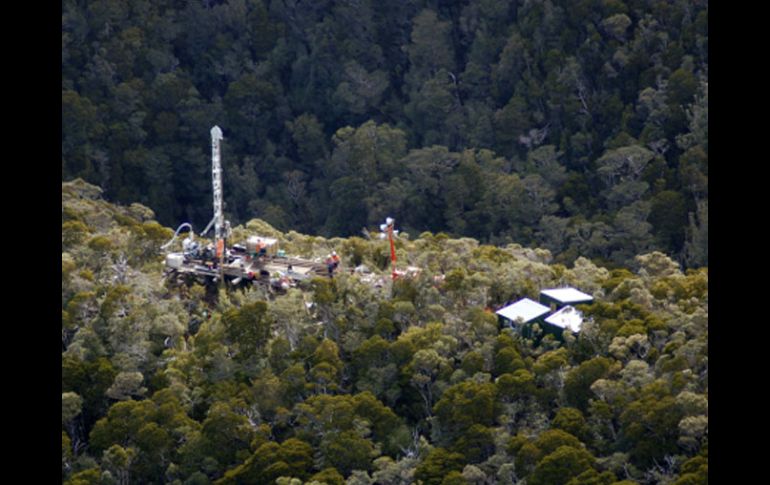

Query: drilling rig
162,126,327,289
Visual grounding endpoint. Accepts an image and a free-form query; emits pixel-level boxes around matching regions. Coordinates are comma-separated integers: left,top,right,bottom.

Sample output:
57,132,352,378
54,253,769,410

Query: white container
166,253,185,269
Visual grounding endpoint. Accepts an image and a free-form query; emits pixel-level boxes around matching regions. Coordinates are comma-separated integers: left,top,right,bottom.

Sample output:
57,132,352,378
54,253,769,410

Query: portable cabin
539,287,594,312
542,305,585,338
495,298,550,332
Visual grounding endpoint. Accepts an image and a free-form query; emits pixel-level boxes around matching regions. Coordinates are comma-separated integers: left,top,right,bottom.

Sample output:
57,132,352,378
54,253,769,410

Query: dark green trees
62,0,707,269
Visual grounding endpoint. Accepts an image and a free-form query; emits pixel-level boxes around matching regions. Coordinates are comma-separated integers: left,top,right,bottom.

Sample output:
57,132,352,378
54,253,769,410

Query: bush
62,220,90,247
87,235,113,252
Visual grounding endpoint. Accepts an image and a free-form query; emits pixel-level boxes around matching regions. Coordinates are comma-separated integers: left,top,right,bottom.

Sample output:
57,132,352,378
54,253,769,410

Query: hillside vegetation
62,0,707,268
62,180,707,485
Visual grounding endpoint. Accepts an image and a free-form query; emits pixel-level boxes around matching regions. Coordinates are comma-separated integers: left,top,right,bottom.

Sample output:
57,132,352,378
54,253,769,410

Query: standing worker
257,240,267,260
331,251,340,271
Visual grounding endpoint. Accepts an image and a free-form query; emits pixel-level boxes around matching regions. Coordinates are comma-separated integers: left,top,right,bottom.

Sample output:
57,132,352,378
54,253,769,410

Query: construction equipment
162,126,327,289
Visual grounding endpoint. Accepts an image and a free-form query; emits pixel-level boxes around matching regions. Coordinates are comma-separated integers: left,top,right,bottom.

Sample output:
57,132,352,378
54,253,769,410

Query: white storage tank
166,253,185,269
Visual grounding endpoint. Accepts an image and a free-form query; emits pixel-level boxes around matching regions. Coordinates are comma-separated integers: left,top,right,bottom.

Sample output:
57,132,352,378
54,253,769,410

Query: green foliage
220,438,314,484
392,279,419,304
461,351,485,375
341,237,370,267
63,220,91,247
200,401,257,469
433,381,497,439
450,424,496,464
61,0,706,268
493,346,526,376
552,408,591,444
88,393,201,483
87,235,113,251
534,430,584,457
64,468,101,485
62,431,73,479
62,355,118,432
674,455,708,485
310,467,346,485
289,391,403,469
60,168,706,483
565,469,617,485
528,446,596,485
565,357,612,412
440,471,467,485
414,448,465,485
222,301,272,361
321,431,376,476
140,221,173,244
496,369,536,402
352,391,403,449
619,391,684,468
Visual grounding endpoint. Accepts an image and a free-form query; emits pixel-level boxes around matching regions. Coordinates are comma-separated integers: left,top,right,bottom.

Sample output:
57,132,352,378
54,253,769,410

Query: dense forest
62,0,708,269
62,179,707,485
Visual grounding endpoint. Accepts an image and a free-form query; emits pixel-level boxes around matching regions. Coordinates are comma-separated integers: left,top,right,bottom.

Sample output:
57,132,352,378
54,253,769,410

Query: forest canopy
62,1,708,482
62,0,708,269
62,179,707,485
